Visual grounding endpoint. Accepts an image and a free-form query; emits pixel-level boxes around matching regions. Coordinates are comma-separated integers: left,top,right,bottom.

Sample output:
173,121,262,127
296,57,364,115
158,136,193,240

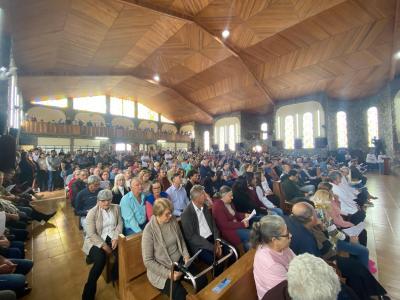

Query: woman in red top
212,186,251,251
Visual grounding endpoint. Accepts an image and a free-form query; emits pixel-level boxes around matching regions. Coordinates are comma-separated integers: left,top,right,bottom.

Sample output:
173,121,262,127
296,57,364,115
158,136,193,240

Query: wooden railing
21,121,191,143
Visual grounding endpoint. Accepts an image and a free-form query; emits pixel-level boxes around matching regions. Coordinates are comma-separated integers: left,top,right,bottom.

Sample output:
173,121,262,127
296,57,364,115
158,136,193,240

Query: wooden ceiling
4,0,400,124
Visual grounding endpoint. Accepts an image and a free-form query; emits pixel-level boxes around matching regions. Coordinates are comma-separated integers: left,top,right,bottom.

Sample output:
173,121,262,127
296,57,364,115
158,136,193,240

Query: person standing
46,150,61,191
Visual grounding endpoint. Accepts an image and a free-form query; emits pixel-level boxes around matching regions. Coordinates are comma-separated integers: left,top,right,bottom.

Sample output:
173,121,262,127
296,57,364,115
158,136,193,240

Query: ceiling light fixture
153,74,160,82
221,29,230,39
395,51,400,60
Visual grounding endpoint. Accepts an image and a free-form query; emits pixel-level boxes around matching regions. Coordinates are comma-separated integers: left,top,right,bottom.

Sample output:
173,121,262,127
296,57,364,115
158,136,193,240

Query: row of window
31,96,174,123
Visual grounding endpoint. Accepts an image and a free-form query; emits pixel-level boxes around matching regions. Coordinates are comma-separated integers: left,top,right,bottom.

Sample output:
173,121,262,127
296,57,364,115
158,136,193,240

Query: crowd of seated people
1,145,391,299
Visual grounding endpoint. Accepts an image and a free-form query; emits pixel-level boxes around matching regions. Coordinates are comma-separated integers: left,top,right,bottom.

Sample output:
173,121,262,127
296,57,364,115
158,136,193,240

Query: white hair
287,253,340,300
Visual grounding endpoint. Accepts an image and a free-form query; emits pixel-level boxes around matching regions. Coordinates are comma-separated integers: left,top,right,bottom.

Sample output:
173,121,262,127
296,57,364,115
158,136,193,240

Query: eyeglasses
276,232,291,239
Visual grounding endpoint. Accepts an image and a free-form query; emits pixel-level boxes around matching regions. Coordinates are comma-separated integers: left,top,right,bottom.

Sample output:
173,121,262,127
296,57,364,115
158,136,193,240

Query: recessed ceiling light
221,29,230,39
153,74,160,82
395,51,400,60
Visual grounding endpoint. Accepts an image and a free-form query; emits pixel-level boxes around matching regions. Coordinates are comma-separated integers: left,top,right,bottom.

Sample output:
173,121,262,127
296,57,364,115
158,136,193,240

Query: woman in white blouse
82,189,123,300
254,172,283,216
111,174,129,205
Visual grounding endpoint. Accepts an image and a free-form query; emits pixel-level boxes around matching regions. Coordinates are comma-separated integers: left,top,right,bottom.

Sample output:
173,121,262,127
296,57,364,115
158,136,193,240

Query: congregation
0,147,391,300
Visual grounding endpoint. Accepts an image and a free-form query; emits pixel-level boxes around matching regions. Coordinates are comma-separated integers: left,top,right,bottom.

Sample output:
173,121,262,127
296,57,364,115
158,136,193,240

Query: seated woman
111,174,129,205
145,180,168,221
232,177,267,215
142,198,207,300
212,186,251,251
99,170,111,189
254,172,283,216
251,215,295,300
82,189,123,300
138,170,152,195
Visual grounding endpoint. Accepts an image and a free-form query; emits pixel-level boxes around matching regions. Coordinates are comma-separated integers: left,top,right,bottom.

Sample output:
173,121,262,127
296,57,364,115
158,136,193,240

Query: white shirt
255,186,275,209
192,202,212,239
331,183,358,215
118,186,125,196
101,208,116,241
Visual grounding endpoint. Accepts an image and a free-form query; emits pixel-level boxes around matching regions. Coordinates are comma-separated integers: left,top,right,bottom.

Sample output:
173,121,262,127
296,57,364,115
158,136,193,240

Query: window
317,109,321,136
337,111,348,148
73,96,106,113
367,107,378,147
115,143,131,152
284,115,294,149
302,112,314,148
110,97,135,118
137,103,158,121
276,116,281,139
261,123,268,140
31,98,68,108
204,131,210,151
229,124,235,150
161,115,174,124
219,126,225,151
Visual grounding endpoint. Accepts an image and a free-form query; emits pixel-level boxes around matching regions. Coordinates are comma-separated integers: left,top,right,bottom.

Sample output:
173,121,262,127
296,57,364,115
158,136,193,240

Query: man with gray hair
75,175,102,231
181,185,224,274
287,253,341,300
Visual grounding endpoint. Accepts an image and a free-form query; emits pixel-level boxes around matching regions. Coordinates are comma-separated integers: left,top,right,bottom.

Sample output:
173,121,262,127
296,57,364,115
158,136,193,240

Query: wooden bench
187,249,257,300
272,180,293,214
118,233,164,300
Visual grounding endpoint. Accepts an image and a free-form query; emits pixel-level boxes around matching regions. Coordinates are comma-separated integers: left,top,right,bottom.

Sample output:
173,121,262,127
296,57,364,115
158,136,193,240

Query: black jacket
111,187,130,205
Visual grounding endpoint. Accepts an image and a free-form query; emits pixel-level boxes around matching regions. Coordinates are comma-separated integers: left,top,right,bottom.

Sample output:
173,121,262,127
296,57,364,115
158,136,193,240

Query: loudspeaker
0,135,16,172
294,139,303,149
272,140,283,149
315,137,328,148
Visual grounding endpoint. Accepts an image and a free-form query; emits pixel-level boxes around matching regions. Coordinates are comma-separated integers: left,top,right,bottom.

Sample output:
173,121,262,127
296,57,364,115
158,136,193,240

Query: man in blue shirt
166,173,189,216
120,178,146,235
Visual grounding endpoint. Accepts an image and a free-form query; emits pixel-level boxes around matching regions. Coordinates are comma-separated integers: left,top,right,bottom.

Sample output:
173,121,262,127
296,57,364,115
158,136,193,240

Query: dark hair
187,169,198,179
288,170,298,177
245,172,255,186
150,180,162,194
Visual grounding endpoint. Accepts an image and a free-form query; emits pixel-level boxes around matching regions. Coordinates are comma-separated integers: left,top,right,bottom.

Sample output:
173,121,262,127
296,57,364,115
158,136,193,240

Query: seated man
71,170,88,208
185,169,200,198
285,202,387,299
166,173,189,217
281,170,310,203
328,171,366,225
120,178,146,235
75,175,101,231
181,185,226,276
349,159,367,186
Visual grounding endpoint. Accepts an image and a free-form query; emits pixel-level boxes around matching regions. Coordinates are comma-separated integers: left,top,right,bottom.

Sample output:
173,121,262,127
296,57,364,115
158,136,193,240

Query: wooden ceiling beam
390,0,400,80
118,0,275,107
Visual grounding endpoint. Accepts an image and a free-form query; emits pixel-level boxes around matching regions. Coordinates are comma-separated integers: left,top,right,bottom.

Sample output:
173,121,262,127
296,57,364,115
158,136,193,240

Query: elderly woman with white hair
251,215,295,300
82,189,123,300
287,253,341,300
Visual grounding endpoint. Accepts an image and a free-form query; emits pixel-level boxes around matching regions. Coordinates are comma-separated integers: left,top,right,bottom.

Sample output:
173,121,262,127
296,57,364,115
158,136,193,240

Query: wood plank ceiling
4,0,399,124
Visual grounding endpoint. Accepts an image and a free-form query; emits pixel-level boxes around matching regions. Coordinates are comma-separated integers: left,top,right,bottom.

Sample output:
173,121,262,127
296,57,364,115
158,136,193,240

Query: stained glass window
367,107,378,147
337,111,348,148
137,103,158,121
161,115,174,124
31,98,68,108
73,96,106,113
284,115,294,149
261,122,268,140
303,112,314,148
204,131,210,151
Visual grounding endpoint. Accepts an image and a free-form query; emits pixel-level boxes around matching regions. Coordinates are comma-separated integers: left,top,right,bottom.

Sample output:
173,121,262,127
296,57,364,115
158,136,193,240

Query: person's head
223,163,230,171
328,171,341,185
79,170,88,182
153,198,174,224
171,173,182,186
170,162,178,171
219,185,233,204
123,169,132,181
97,189,112,210
190,185,207,208
51,150,56,157
101,171,109,181
97,162,103,169
291,202,318,228
87,175,101,192
150,180,162,196
245,172,256,187
112,174,126,192
317,181,332,192
201,159,209,167
209,171,217,182
39,152,46,159
339,166,349,176
159,169,167,178
287,253,341,300
187,169,200,184
282,163,291,173
130,177,143,195
250,215,291,252
139,170,151,182
288,170,298,181
312,189,332,208
93,168,101,177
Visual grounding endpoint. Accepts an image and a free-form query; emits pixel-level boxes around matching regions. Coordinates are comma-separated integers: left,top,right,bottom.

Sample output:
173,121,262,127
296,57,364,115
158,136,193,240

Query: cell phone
212,278,231,293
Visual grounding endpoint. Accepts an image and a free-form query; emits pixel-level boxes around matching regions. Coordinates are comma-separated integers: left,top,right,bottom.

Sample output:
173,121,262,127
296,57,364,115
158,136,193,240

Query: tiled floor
22,174,400,300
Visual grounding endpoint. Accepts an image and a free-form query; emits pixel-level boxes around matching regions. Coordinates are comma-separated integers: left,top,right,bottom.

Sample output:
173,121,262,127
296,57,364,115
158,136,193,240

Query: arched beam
117,0,275,106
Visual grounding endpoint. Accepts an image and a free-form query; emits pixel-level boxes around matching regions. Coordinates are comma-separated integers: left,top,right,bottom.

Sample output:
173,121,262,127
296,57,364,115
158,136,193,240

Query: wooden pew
272,181,293,214
187,249,257,300
118,233,163,300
